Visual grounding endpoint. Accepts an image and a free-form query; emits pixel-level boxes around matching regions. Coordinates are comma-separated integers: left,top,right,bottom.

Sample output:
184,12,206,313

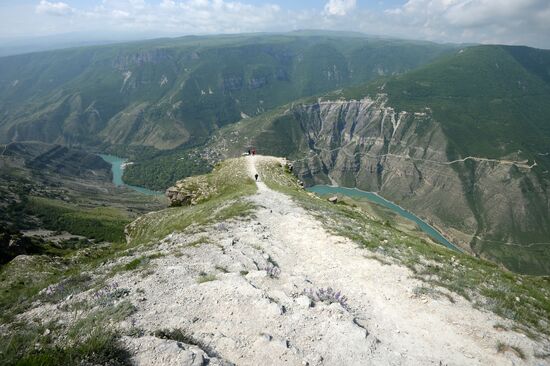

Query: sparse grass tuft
497,342,526,360
153,328,197,344
123,257,149,271
197,273,217,284
215,265,229,273
188,237,211,247
152,328,221,358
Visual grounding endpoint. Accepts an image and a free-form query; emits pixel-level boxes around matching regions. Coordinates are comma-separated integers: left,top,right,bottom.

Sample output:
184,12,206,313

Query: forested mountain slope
0,32,454,150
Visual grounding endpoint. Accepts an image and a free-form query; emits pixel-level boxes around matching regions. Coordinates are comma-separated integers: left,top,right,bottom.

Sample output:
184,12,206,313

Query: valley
0,141,166,264
1,35,548,275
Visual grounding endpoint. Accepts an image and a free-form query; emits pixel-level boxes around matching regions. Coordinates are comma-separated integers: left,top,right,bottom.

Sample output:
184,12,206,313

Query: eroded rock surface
288,95,549,271
166,176,214,207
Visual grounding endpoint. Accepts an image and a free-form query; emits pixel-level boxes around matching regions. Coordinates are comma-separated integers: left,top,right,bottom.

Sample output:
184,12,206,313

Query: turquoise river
307,185,461,252
99,154,162,196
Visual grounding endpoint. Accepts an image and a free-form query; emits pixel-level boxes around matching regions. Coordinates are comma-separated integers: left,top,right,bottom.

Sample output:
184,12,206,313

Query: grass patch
188,237,210,247
497,342,526,360
0,235,139,324
412,285,455,303
39,273,93,303
197,273,217,284
15,331,131,366
0,301,135,366
26,196,130,242
68,300,136,339
126,157,256,245
124,257,148,271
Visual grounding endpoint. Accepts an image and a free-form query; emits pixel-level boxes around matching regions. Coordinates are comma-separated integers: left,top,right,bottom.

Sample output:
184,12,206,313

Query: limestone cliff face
290,95,549,265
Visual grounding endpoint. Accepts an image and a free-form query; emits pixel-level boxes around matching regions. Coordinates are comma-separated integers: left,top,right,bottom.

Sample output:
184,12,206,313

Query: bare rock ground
105,156,546,365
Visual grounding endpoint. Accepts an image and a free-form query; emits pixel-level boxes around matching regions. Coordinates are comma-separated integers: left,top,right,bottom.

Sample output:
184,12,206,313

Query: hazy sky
1,0,549,48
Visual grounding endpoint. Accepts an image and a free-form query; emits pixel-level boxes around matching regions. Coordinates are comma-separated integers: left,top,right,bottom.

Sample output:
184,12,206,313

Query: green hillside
361,46,550,271
361,45,550,166
0,32,455,150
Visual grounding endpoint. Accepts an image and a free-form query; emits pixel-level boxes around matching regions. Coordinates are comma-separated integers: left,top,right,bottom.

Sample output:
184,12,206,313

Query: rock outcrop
287,95,549,273
166,176,215,207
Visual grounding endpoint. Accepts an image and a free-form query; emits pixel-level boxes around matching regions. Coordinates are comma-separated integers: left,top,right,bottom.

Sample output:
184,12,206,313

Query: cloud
77,0,286,34
382,0,550,47
13,0,550,48
36,0,74,16
324,0,356,16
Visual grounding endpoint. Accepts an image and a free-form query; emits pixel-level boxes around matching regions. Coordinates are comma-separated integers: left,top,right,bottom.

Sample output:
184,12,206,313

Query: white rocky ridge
109,157,548,364
17,156,548,365
121,71,132,92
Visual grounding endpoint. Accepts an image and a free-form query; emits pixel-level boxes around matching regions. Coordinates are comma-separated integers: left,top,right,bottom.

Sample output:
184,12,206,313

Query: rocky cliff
208,92,550,274
285,95,550,273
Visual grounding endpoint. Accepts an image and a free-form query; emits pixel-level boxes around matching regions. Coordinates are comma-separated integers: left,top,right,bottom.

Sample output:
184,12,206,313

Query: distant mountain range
0,33,455,149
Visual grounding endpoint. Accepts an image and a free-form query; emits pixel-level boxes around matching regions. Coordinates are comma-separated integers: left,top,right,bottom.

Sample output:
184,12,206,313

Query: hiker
252,149,256,156
254,173,259,181
247,149,251,155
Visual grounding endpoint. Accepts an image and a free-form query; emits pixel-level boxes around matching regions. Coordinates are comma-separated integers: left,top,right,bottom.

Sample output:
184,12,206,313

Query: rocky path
295,145,536,170
116,156,541,365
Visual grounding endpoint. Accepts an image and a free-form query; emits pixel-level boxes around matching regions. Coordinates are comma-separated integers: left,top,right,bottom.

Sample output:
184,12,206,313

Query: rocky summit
3,156,549,365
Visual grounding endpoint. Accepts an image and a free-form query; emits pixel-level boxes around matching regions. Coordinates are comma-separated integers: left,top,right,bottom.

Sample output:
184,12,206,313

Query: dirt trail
295,146,536,169
111,156,543,365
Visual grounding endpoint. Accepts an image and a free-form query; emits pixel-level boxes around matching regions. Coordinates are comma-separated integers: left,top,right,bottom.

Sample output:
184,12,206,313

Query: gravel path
116,155,543,365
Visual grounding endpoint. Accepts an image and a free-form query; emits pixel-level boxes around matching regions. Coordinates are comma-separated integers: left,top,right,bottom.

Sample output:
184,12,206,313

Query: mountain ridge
0,33,457,150
2,155,549,364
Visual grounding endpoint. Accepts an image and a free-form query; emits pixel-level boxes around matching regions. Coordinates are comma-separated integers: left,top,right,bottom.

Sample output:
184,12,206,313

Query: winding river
307,185,461,252
100,154,458,251
99,154,162,196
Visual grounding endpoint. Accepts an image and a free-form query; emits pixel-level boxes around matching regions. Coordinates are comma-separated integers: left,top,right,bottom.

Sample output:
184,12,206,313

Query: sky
0,0,549,49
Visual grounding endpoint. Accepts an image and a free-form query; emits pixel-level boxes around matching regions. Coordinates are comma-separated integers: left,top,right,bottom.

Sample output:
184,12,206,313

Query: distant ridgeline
0,32,455,150
207,45,550,275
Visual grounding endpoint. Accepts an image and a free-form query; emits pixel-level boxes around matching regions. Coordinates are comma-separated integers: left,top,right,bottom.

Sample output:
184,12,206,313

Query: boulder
165,176,214,207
